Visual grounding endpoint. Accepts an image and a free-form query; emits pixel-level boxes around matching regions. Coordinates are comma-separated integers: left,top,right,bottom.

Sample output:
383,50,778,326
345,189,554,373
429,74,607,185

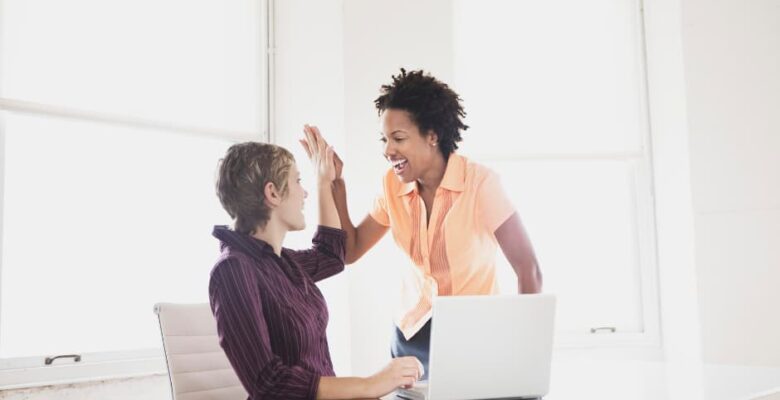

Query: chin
396,173,416,184
285,216,306,231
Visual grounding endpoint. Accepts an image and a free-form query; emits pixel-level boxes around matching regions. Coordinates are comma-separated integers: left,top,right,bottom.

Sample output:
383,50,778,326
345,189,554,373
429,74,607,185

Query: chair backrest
154,303,248,400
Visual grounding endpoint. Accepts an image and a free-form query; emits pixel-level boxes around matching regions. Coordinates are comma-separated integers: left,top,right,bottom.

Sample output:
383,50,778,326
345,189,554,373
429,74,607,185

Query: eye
394,138,405,143
379,137,387,143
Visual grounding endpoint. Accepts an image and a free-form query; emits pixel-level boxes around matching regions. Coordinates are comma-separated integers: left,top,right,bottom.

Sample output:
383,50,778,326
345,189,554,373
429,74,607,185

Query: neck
417,153,448,194
251,218,286,256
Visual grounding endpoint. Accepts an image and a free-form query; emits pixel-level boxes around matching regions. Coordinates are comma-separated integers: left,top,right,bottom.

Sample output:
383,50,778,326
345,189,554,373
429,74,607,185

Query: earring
432,142,437,146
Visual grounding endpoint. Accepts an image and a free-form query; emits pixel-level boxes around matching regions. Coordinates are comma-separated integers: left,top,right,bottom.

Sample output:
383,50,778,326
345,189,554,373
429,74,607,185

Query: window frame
0,0,273,389
460,0,661,353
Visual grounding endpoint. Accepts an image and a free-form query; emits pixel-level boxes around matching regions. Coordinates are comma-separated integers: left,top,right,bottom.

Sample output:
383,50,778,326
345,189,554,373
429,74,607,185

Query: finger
399,356,419,366
398,357,423,378
306,124,321,150
304,139,314,160
311,125,326,154
400,377,415,388
326,146,335,171
306,125,328,154
307,129,324,162
302,127,312,149
303,125,318,154
402,367,420,379
299,139,312,159
312,125,329,147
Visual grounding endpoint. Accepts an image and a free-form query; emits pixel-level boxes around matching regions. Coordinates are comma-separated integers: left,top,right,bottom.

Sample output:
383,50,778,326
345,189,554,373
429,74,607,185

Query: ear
263,181,282,207
426,130,439,147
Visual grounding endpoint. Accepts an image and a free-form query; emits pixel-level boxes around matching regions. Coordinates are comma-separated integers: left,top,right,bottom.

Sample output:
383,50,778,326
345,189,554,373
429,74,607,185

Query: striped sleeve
284,225,346,282
209,256,320,400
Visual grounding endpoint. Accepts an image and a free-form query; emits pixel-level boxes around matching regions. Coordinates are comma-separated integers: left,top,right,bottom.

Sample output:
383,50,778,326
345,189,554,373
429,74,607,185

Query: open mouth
392,158,408,175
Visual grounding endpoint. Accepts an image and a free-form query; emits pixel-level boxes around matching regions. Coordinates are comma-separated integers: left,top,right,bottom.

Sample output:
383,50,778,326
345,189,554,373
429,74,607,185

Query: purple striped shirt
208,225,346,400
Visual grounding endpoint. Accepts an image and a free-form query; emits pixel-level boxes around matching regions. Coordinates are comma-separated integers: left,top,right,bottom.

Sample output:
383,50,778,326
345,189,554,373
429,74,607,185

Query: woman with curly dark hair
301,69,542,379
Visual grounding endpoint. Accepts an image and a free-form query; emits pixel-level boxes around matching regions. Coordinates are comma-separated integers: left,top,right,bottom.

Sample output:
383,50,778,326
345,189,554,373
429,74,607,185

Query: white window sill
0,350,166,390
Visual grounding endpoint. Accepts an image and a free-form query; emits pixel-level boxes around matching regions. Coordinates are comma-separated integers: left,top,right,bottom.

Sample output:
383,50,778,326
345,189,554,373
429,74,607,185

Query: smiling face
276,163,308,231
379,109,440,184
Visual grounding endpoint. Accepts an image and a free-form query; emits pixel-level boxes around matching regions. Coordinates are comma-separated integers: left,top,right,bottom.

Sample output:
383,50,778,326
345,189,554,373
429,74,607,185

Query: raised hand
299,124,343,181
299,124,338,185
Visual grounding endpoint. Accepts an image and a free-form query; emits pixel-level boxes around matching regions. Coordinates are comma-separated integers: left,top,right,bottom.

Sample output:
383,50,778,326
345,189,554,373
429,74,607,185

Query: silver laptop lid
427,294,556,400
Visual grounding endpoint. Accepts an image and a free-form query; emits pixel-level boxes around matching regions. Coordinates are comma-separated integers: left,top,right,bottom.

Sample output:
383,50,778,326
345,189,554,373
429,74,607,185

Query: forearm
331,179,359,261
316,376,373,400
515,261,542,294
494,213,542,294
318,180,341,229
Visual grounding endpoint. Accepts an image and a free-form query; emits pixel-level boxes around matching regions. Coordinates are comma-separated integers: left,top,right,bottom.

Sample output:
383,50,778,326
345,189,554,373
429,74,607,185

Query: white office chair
154,303,248,400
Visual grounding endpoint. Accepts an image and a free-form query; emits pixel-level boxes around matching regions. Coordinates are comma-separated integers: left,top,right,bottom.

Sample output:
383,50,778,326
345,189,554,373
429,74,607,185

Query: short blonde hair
216,142,295,234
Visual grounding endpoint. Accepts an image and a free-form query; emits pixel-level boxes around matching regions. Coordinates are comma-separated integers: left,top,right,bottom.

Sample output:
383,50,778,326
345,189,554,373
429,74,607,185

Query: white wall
272,0,352,376
681,0,780,396
642,0,705,396
682,0,780,366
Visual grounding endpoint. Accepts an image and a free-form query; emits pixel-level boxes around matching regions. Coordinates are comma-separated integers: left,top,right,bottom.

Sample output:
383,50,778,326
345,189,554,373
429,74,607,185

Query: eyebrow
380,130,406,136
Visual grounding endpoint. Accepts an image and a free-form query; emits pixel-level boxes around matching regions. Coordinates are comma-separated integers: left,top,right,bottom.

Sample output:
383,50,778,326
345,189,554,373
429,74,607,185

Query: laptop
395,294,556,400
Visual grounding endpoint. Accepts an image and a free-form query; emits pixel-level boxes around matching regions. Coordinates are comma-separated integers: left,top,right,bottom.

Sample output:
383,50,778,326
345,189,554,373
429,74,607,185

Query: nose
383,140,395,159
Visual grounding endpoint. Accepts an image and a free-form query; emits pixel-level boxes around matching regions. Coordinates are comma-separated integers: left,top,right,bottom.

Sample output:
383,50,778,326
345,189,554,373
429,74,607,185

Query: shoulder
461,156,498,189
210,250,258,284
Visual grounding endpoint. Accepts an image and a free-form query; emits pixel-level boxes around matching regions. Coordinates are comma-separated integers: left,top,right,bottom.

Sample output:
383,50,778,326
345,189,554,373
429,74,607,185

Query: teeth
392,159,407,167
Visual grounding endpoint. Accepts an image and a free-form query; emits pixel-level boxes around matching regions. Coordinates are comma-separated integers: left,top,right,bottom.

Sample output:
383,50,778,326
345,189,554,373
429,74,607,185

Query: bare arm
332,178,389,264
316,377,372,399
300,125,340,229
318,182,340,230
316,356,422,399
300,125,387,264
495,212,542,293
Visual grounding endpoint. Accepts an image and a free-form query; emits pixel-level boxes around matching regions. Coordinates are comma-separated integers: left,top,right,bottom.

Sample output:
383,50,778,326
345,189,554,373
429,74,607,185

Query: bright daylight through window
0,0,268,384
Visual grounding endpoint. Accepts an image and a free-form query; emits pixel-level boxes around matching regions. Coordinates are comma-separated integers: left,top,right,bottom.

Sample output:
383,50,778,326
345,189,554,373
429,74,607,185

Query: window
0,0,269,387
452,0,659,347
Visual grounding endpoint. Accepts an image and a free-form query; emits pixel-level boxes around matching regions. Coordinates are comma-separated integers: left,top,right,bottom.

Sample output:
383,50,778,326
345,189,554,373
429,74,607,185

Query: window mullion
0,98,256,143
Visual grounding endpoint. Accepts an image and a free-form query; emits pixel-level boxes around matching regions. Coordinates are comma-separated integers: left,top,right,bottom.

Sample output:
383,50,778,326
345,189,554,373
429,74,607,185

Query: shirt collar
213,225,276,258
396,153,466,196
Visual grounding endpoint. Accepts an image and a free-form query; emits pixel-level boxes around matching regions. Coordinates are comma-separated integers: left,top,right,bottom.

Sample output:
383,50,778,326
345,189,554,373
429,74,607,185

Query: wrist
318,177,335,188
331,178,345,192
360,376,377,398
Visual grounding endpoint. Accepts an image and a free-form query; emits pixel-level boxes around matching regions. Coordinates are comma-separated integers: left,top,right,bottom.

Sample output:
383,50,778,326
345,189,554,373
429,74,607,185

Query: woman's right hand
300,124,343,181
365,356,424,397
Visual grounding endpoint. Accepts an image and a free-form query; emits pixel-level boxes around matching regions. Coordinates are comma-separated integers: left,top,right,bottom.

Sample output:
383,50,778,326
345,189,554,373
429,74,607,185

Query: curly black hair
374,68,468,158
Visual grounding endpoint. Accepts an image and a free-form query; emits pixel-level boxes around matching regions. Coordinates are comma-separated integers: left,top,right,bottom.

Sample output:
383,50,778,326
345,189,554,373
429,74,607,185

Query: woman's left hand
300,124,339,185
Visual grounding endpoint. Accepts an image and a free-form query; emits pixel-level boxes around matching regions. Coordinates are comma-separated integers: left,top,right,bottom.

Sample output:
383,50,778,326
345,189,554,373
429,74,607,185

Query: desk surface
374,359,780,400
371,359,670,400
